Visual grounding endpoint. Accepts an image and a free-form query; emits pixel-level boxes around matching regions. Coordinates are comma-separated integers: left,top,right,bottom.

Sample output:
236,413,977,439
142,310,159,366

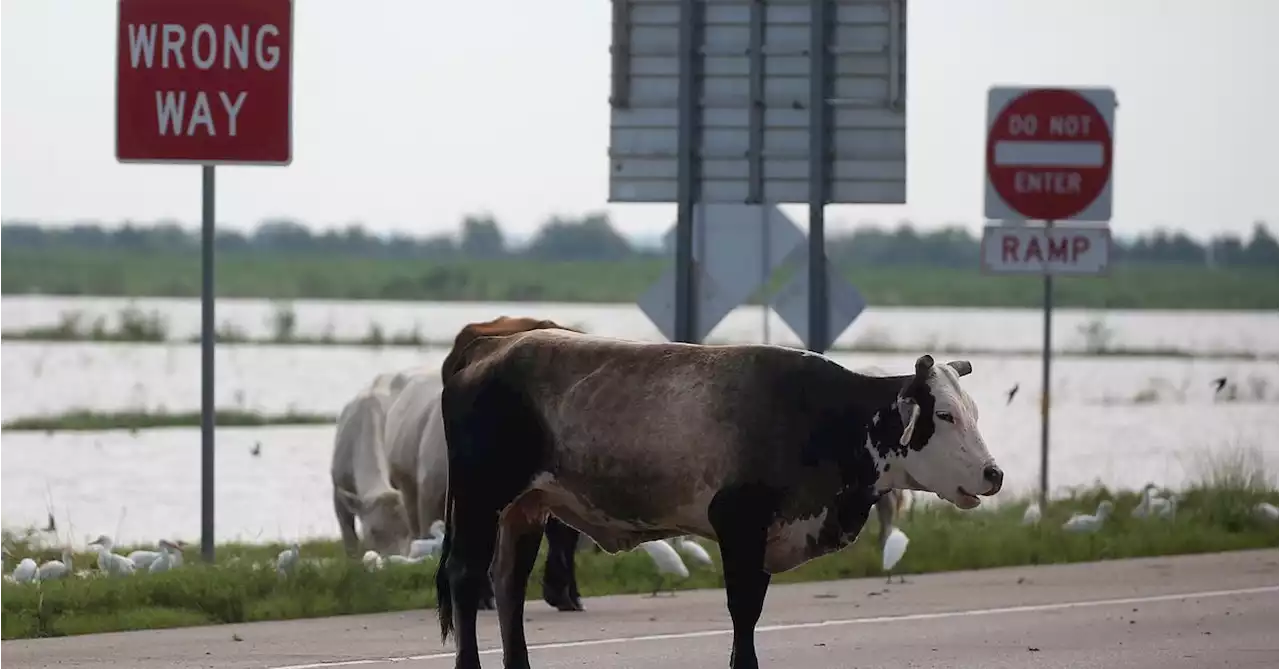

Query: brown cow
435,330,1003,669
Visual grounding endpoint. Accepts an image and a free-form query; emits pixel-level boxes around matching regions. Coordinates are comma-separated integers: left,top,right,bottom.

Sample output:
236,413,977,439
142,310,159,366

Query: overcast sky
2,0,1276,241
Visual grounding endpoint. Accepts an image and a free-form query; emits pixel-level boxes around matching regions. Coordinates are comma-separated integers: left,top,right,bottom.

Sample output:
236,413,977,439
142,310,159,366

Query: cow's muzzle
981,464,1004,496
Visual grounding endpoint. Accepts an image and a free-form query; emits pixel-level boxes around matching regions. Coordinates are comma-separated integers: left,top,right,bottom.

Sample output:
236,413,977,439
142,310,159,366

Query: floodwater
1,297,1277,549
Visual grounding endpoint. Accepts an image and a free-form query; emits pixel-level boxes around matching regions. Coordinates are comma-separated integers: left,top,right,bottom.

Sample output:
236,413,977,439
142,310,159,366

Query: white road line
993,140,1105,167
266,585,1278,669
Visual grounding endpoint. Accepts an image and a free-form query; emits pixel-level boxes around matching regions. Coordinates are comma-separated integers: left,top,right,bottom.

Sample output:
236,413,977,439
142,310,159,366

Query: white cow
330,369,423,557
384,374,450,539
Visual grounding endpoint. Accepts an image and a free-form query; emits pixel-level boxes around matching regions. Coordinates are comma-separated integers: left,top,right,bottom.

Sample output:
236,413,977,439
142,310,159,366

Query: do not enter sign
984,87,1116,222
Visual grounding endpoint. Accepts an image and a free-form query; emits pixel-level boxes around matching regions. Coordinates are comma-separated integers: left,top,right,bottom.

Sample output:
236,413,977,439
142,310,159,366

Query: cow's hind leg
541,517,584,612
493,507,545,669
709,485,778,669
439,376,548,668
441,490,500,669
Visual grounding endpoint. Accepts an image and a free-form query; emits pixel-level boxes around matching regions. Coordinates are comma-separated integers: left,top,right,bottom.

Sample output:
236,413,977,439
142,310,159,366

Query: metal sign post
1039,220,1053,508
201,166,216,561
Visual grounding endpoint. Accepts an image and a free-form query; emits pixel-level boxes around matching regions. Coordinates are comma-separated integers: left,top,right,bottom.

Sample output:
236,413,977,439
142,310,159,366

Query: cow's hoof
543,589,583,612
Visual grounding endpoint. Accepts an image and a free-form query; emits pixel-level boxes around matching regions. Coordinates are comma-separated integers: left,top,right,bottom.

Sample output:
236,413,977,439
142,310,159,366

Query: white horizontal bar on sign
631,26,679,51
754,25,890,52
992,141,1106,168
701,5,753,24
704,25,752,49
609,107,907,130
628,4,680,24
609,127,905,159
625,75,892,108
622,54,893,78
609,157,906,181
626,3,895,27
608,178,907,205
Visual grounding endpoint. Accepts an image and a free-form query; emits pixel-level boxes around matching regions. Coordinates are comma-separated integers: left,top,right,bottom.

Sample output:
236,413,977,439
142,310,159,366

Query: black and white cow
434,329,1003,669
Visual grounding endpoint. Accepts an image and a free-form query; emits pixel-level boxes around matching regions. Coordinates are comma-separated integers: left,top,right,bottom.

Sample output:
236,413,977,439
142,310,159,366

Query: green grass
0,410,334,432
3,248,1276,309
3,477,1276,640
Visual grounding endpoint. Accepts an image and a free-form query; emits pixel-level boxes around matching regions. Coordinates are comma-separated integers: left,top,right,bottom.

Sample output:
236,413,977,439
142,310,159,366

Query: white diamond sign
642,204,807,342
637,261,742,342
660,204,807,309
770,259,867,350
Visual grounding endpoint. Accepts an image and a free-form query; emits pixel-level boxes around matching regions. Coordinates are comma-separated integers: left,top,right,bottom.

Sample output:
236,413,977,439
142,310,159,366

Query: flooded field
4,295,1278,356
1,297,1277,548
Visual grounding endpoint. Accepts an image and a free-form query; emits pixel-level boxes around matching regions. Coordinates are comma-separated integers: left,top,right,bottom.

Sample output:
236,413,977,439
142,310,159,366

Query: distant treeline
2,215,1276,268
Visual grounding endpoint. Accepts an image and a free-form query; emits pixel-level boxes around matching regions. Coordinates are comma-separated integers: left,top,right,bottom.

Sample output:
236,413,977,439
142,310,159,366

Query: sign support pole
1038,219,1054,508
201,165,216,563
673,0,702,344
806,0,831,353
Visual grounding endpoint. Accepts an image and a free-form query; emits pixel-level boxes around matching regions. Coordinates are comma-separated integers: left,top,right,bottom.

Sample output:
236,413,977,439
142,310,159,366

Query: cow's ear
899,402,922,447
946,360,973,377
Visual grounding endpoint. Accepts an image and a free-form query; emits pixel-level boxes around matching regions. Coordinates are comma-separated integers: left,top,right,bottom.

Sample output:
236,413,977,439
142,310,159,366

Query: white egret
670,536,714,567
1254,502,1279,522
148,540,183,574
38,548,73,581
881,526,910,584
1022,501,1042,526
128,548,162,570
276,542,300,576
13,558,39,584
167,540,186,568
1062,500,1113,533
408,520,446,559
88,535,136,576
1131,485,1175,520
637,539,688,597
362,550,385,571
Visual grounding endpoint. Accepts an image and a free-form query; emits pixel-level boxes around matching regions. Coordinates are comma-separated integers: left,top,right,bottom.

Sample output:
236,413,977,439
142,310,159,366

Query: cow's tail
435,479,455,643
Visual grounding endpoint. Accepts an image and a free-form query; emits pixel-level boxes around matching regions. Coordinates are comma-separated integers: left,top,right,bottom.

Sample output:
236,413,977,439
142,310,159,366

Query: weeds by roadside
3,476,1275,640
0,410,334,432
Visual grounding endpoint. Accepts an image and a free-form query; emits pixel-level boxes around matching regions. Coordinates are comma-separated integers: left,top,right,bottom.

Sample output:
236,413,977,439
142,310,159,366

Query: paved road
5,549,1277,669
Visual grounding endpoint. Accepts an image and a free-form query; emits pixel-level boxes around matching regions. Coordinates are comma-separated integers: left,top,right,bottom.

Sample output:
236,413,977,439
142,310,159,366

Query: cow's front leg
332,489,360,558
492,515,545,669
399,480,422,540
709,487,776,669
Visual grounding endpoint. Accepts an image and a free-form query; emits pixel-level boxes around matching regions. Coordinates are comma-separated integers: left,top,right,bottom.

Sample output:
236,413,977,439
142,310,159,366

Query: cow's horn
913,355,934,381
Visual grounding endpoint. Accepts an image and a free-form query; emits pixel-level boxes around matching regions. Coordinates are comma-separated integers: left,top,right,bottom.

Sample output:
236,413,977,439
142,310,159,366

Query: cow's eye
935,411,955,423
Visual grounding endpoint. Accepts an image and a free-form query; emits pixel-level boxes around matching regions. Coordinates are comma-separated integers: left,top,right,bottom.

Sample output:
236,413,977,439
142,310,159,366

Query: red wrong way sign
984,87,1115,222
980,224,1111,275
116,0,293,165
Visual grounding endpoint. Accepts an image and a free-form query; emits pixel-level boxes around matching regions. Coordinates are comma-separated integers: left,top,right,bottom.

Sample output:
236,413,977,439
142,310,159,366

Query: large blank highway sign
608,0,908,205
